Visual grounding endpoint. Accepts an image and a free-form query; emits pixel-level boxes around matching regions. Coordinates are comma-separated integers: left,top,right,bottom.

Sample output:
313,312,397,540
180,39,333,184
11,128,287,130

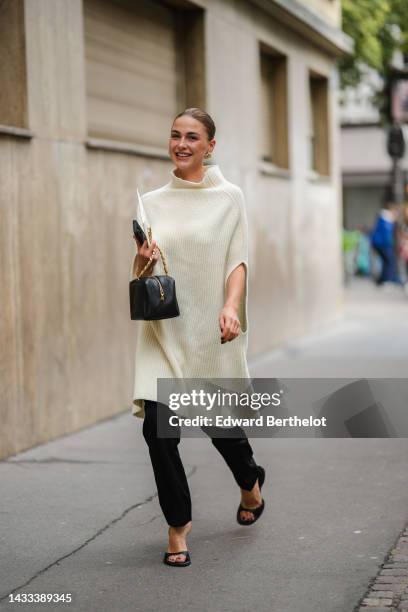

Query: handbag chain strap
134,227,169,280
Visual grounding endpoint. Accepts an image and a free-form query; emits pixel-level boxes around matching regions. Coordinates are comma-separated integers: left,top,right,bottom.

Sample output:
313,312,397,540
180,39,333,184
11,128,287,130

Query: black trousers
373,244,400,284
142,400,260,527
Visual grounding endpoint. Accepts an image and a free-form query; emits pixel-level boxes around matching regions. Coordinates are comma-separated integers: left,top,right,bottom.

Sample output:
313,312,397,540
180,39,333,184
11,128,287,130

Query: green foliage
340,0,408,113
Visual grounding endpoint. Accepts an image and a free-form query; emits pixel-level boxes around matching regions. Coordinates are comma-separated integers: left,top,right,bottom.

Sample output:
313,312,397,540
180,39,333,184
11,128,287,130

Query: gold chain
135,254,154,280
134,226,169,280
156,245,168,275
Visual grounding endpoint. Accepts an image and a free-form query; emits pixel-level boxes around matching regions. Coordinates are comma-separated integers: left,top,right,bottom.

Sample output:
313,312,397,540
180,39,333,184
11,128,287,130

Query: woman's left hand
219,305,241,344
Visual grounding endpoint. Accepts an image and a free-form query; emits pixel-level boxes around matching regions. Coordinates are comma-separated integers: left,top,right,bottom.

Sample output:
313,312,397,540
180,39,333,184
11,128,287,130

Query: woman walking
130,108,265,567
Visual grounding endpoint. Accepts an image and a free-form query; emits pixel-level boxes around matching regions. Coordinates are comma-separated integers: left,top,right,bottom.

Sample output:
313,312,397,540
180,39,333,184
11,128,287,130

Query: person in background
397,204,408,292
355,226,372,277
342,228,360,283
370,199,401,287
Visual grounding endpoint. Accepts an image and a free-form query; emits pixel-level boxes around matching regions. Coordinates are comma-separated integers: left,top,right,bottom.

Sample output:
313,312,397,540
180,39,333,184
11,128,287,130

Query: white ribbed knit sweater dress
130,164,250,418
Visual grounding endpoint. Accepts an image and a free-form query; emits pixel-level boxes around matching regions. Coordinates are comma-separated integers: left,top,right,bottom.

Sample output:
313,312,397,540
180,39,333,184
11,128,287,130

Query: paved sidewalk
1,278,407,612
251,277,408,378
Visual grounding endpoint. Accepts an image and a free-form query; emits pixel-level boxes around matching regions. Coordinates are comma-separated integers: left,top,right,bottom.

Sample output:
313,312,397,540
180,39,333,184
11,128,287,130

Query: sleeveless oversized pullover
130,164,250,418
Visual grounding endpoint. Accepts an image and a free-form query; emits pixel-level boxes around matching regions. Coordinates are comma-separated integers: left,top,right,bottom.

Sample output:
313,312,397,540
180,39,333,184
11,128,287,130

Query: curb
355,524,408,611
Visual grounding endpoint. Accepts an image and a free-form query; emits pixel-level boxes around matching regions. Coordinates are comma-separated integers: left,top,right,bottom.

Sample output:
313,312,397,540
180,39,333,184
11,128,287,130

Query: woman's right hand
133,236,159,277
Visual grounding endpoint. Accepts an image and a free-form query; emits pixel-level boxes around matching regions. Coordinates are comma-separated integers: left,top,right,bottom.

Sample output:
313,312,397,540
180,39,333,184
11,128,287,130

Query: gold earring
205,151,212,159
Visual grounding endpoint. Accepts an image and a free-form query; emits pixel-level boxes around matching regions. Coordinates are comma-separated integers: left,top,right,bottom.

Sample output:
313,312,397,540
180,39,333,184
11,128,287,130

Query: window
308,70,330,176
259,43,289,169
83,0,205,149
0,0,28,128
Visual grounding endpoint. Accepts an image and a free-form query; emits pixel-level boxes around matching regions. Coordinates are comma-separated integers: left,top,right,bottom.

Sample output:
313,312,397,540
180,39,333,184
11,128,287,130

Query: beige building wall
0,0,347,458
296,0,341,27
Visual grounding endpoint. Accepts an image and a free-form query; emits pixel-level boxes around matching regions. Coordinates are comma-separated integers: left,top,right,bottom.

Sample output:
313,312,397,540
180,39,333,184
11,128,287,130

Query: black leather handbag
129,241,180,321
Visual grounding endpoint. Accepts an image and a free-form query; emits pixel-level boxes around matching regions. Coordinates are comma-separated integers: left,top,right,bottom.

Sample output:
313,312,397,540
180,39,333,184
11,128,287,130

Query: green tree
340,0,408,117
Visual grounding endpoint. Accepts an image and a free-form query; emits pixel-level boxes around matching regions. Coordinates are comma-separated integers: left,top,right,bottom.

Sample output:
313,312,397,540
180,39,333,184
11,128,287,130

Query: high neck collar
169,164,225,189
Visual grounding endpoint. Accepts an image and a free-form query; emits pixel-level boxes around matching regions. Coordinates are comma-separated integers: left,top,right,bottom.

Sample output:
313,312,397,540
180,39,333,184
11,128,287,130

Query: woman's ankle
169,520,192,534
241,481,262,503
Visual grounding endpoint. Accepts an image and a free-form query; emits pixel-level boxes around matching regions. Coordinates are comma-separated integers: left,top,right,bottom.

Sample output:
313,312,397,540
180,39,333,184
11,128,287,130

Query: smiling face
169,115,215,175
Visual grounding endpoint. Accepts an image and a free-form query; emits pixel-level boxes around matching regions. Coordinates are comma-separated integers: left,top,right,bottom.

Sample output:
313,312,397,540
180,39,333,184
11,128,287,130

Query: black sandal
237,465,266,526
163,550,191,567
